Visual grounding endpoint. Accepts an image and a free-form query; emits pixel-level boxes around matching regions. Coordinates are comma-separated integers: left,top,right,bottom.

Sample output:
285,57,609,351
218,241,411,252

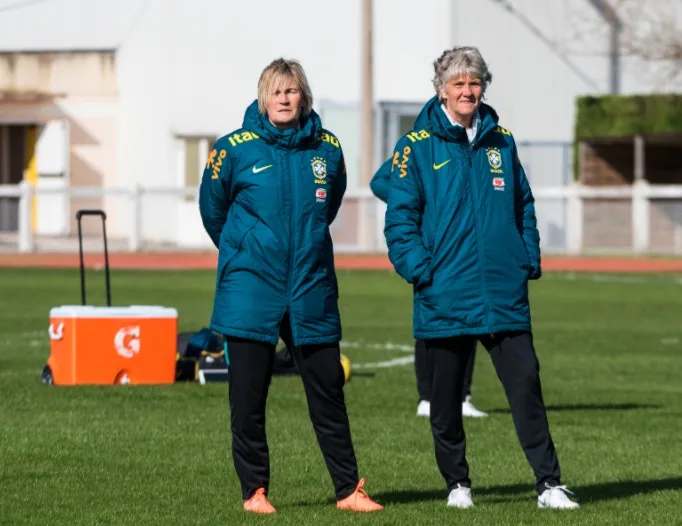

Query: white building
1,0,680,252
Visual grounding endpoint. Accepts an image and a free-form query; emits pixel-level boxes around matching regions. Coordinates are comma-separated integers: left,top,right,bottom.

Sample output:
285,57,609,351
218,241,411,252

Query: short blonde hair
432,46,493,97
257,58,313,117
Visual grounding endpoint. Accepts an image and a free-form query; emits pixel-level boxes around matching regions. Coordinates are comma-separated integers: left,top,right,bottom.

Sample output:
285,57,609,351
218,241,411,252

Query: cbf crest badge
311,157,327,184
486,148,503,174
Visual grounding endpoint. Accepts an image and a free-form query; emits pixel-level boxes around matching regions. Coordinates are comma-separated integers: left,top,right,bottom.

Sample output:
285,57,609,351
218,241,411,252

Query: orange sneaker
336,478,384,512
243,488,276,514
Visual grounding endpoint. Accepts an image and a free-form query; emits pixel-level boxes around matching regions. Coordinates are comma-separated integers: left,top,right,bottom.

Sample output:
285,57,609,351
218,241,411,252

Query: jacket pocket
216,247,236,290
510,232,531,271
421,231,433,254
415,285,437,329
320,245,340,298
421,213,439,251
216,219,258,288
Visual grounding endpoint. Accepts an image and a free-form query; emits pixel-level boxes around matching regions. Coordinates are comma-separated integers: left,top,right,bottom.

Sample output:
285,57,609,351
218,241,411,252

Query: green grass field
1,267,681,525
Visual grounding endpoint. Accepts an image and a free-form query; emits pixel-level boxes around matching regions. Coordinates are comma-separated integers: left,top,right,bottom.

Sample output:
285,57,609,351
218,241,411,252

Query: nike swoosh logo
252,165,273,174
433,160,451,170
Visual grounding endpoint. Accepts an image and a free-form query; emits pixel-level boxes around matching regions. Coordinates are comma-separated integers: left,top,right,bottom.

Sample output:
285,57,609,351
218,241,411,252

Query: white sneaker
462,396,488,418
416,400,430,417
537,484,580,509
447,484,474,509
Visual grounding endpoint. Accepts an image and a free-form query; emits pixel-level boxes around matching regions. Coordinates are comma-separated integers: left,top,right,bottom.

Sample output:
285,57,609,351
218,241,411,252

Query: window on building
319,100,424,189
176,136,216,202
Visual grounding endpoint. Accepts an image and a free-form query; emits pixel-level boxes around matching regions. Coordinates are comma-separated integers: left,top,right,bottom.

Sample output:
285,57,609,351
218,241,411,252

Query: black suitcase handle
76,209,111,306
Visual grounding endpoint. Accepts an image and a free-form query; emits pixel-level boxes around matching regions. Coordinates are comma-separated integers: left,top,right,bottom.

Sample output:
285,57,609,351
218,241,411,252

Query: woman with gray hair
383,46,579,510
199,58,382,514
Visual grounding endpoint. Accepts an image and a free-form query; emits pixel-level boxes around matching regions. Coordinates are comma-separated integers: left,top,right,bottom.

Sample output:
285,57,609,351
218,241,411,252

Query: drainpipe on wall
359,0,375,251
588,0,622,94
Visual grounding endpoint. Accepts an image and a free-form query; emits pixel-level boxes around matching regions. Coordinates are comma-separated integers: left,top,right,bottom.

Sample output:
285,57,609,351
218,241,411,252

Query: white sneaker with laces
447,484,474,509
537,483,580,509
462,396,488,418
416,400,430,417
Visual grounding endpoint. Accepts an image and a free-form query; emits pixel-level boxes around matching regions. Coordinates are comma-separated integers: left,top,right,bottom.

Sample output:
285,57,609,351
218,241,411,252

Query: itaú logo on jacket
492,177,505,191
114,326,140,358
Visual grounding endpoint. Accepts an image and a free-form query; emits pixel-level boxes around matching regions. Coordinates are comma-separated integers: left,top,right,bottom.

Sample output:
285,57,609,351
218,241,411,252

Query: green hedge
576,94,682,138
573,94,682,180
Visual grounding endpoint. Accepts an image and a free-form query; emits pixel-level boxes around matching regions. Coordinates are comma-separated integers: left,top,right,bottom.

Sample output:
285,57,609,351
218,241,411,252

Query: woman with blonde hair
199,58,382,514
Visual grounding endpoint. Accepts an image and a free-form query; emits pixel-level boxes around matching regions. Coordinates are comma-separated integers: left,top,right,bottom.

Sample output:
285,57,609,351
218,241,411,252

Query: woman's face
439,75,482,126
266,76,303,129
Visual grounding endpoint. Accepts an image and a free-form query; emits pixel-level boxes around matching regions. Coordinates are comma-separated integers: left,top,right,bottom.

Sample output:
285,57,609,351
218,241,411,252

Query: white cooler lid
49,305,178,318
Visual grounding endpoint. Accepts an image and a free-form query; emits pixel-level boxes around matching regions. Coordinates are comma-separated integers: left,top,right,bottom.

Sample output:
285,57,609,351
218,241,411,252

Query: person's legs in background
461,343,488,418
414,339,431,417
415,338,488,418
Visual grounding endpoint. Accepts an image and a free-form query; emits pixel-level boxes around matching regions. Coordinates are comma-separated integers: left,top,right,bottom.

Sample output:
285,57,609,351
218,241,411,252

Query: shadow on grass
372,484,530,505
578,477,682,503
486,402,661,415
369,477,682,506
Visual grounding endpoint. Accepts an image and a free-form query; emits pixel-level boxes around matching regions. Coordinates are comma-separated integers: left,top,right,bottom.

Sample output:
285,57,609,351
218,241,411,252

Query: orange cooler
47,305,178,385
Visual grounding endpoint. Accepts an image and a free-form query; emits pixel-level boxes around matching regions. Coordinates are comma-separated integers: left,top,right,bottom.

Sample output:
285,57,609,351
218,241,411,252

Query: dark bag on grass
176,328,226,382
176,328,299,382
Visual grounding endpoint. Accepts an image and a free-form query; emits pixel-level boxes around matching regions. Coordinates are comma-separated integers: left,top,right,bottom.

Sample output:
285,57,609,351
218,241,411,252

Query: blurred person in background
199,58,382,515
371,158,487,419
383,46,579,510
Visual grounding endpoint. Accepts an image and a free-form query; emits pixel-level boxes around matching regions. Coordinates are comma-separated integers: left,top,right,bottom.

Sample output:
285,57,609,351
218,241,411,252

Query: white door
36,119,70,235
175,136,215,249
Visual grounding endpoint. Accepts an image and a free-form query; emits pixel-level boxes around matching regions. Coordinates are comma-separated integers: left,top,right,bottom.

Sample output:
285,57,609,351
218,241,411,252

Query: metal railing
2,181,682,255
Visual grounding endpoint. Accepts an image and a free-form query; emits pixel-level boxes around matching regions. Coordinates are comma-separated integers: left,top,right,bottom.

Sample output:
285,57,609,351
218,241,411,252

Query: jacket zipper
464,141,494,336
286,149,297,339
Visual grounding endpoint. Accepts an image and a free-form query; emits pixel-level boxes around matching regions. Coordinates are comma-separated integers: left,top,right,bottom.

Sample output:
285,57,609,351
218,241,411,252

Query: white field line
340,341,414,353
0,334,418,369
340,340,415,369
352,356,415,369
0,330,47,348
545,272,682,285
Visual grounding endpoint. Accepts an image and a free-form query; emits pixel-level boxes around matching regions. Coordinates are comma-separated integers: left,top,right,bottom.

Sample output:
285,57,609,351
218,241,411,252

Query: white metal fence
1,181,682,255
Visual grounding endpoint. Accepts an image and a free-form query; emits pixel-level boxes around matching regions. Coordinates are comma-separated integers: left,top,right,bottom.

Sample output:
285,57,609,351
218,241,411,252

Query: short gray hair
432,46,493,96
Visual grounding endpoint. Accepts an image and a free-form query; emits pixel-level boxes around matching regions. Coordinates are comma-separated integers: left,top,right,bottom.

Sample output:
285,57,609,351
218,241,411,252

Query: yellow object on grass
340,353,351,383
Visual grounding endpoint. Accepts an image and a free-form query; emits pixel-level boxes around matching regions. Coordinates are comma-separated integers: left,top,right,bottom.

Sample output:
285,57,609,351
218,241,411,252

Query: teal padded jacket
384,96,541,339
199,101,346,345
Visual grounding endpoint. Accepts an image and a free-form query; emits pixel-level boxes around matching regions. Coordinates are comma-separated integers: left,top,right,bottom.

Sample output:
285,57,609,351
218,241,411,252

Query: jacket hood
242,100,322,149
421,96,499,145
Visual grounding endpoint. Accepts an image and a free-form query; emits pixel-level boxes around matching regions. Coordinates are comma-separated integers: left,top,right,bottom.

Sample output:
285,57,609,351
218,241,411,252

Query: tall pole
608,7,621,94
359,0,374,251
588,0,621,94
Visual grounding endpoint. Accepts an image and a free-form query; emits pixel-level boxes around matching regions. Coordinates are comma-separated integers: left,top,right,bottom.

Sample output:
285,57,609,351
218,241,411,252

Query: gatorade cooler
41,210,178,386
46,305,178,385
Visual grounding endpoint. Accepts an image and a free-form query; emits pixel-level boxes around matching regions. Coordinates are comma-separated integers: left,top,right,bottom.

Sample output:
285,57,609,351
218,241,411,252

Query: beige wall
0,52,118,235
0,52,116,96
